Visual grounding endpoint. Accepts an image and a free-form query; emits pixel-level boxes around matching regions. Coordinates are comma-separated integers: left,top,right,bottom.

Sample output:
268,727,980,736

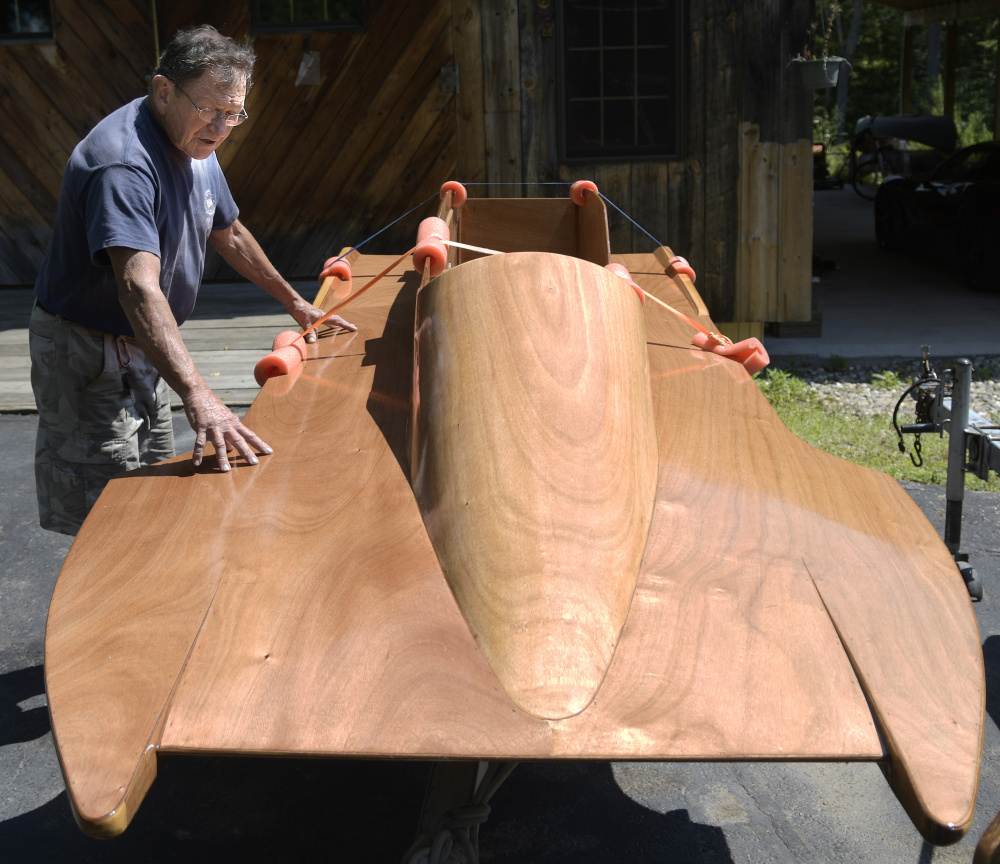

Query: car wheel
959,214,998,292
875,191,904,252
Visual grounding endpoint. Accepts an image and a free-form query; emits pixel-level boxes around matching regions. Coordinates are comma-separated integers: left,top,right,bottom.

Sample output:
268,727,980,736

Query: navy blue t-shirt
35,97,239,336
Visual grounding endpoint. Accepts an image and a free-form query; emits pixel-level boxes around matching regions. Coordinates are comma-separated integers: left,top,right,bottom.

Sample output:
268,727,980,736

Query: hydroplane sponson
45,182,984,854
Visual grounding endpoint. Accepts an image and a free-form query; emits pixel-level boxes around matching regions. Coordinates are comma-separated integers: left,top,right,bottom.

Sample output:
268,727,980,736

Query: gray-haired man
30,24,354,535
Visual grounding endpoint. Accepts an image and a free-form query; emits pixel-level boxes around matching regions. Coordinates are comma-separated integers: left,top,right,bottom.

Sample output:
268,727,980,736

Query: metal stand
896,349,999,601
944,360,971,555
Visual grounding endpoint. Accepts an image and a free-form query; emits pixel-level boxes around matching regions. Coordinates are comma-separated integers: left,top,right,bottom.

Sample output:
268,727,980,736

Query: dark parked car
875,140,1000,291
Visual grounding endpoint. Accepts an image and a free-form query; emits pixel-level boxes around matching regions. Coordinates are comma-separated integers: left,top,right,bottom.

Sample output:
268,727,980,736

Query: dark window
252,0,364,32
0,1,53,43
559,0,680,161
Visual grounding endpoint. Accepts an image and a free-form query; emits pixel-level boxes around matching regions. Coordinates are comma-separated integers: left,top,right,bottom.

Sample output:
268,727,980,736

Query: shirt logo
204,190,217,217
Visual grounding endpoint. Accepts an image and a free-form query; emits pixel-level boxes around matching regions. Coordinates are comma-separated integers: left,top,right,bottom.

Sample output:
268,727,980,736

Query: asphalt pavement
2,187,1000,862
2,414,999,863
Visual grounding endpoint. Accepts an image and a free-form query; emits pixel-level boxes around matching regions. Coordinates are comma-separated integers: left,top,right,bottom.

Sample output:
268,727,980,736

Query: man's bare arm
109,246,272,472
210,219,355,342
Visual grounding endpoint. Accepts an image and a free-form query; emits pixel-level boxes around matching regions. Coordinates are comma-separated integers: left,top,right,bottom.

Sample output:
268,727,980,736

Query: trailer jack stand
895,348,998,601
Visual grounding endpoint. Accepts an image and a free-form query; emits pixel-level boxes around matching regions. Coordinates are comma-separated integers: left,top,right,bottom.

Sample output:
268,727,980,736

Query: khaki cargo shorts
29,301,175,536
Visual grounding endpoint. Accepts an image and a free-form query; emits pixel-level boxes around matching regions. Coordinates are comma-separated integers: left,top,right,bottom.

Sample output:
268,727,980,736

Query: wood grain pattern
777,139,814,322
653,246,711,318
518,0,558,197
631,323,982,843
457,198,578,260
0,0,155,284
0,0,458,284
481,0,522,198
44,458,237,834
45,231,982,845
411,253,658,719
635,262,982,841
737,122,779,322
575,195,612,266
156,265,555,761
630,162,669,252
700,0,742,321
594,163,633,252
456,197,609,266
482,0,520,114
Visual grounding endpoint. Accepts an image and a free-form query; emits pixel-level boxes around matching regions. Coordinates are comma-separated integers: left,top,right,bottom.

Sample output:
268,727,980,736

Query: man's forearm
108,245,272,470
110,248,207,401
122,285,206,399
210,220,354,342
211,219,307,313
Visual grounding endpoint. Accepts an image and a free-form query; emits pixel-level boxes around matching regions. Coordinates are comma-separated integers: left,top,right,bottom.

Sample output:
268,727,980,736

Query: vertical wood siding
473,0,814,323
0,0,811,324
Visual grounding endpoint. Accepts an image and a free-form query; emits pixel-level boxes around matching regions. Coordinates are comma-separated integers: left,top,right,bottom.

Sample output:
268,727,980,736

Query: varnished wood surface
45,247,982,842
455,195,610,271
457,198,582,262
411,254,658,719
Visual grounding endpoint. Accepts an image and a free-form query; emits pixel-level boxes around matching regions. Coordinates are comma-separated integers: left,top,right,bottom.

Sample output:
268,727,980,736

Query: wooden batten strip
777,139,814,322
453,0,487,184
737,122,779,323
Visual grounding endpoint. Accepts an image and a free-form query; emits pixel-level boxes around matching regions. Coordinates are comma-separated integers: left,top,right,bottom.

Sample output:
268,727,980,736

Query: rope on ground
403,762,518,864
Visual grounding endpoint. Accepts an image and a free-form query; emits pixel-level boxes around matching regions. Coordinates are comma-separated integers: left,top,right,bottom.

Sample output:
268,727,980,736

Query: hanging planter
792,56,851,89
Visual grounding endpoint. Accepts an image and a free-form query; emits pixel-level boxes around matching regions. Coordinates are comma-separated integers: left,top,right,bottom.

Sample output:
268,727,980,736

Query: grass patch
756,369,996,490
871,369,906,390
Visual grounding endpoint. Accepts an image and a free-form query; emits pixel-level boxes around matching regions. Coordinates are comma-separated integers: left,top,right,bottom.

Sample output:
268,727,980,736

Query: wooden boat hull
411,252,658,720
44,193,983,846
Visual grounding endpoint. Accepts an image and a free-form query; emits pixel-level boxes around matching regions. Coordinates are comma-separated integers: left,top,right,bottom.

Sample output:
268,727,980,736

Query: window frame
556,0,683,163
250,0,368,34
0,0,55,45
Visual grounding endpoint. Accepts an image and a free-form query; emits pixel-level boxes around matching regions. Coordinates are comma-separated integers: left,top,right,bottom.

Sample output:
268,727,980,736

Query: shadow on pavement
482,762,734,864
984,635,1000,733
0,664,48,747
3,743,732,863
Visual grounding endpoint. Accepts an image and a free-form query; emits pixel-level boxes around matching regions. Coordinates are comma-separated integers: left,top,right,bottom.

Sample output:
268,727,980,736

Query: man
29,24,353,536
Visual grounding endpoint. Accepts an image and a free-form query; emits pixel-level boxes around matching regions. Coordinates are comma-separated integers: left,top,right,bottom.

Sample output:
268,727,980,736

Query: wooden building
0,0,817,327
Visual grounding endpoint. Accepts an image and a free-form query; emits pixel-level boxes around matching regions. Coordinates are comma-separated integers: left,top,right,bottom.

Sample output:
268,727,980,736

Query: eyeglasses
170,79,248,127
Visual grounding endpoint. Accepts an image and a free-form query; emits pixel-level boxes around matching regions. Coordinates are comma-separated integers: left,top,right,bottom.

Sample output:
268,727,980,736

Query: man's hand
183,384,272,472
110,246,274,472
287,299,357,343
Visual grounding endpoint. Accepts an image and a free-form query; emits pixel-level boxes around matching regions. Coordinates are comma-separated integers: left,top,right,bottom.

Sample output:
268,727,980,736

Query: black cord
892,376,941,466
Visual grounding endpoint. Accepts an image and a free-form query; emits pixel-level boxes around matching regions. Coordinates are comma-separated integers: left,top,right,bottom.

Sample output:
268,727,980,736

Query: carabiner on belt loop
115,336,133,397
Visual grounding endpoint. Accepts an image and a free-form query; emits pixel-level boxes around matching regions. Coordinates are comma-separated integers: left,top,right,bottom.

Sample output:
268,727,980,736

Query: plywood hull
411,253,658,720
45,209,983,845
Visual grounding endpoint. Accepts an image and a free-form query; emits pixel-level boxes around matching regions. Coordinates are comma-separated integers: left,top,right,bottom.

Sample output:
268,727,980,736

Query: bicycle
849,116,907,200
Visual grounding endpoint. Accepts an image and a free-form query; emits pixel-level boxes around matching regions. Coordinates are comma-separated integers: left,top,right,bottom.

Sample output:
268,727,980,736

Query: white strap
441,239,503,256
